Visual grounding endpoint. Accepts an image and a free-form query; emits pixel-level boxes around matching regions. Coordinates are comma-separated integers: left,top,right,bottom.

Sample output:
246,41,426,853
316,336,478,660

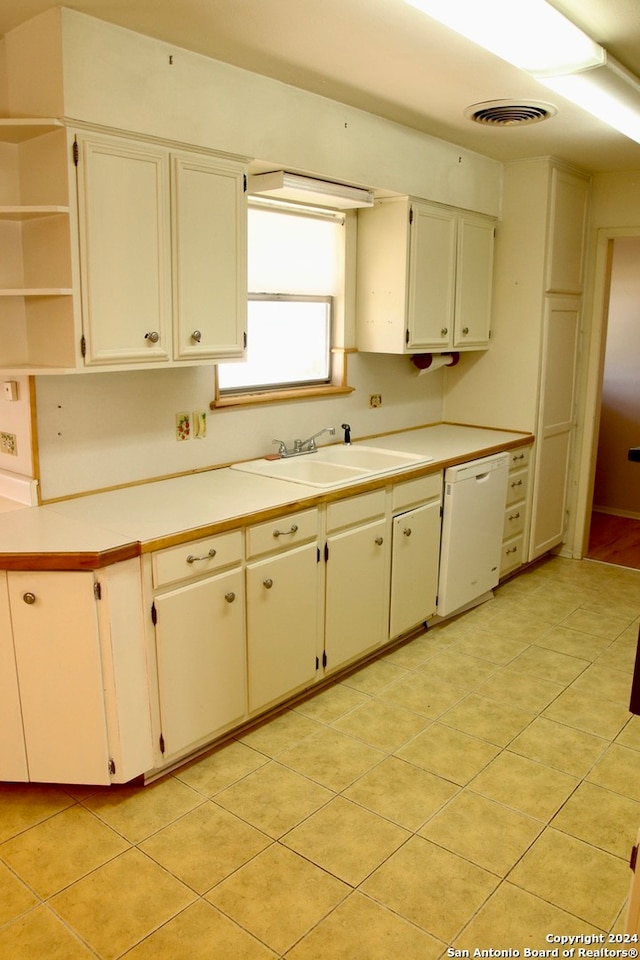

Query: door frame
571,226,640,558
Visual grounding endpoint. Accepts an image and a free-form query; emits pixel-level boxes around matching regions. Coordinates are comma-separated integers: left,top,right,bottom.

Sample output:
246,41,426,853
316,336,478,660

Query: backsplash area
35,354,445,500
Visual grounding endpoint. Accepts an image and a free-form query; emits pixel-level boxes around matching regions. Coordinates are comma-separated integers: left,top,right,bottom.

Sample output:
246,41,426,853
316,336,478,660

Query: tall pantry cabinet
443,158,590,564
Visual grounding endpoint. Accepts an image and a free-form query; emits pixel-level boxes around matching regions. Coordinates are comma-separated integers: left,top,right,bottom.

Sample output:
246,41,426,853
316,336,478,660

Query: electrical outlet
192,410,207,438
369,394,382,408
0,432,17,455
176,412,190,441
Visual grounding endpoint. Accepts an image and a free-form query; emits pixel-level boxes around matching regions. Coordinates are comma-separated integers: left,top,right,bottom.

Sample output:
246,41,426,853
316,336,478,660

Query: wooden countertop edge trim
0,542,140,571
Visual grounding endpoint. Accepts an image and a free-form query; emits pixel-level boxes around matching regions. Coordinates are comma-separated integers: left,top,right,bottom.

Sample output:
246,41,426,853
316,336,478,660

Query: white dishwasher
437,452,509,617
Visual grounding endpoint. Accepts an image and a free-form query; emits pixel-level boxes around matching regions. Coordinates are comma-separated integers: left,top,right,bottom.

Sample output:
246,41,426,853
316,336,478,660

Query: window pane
218,297,330,391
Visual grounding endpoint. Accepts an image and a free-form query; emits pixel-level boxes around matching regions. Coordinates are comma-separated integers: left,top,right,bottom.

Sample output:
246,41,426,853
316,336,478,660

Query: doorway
583,235,640,569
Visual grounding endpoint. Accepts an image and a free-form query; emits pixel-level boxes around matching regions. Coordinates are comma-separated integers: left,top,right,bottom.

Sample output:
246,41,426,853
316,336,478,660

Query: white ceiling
1,0,640,173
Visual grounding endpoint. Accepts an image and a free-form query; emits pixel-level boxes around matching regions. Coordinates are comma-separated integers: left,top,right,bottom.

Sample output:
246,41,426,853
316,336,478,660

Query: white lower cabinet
246,509,319,712
151,530,246,762
154,568,246,760
0,572,29,781
4,563,151,785
390,475,443,639
246,542,319,711
324,490,389,673
500,444,533,578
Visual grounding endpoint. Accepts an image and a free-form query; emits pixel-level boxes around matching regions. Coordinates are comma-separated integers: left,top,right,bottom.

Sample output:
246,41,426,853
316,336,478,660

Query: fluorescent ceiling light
540,54,640,143
403,0,603,74
248,172,374,209
404,0,640,144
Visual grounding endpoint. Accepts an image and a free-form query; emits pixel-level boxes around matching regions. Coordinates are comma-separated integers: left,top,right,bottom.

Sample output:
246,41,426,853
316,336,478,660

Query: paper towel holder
411,352,460,374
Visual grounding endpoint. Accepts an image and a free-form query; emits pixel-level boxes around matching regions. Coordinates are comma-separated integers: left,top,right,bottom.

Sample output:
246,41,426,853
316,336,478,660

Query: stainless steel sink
231,444,433,488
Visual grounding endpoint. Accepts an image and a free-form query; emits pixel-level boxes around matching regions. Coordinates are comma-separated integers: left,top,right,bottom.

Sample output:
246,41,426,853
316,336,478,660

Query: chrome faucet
272,426,335,458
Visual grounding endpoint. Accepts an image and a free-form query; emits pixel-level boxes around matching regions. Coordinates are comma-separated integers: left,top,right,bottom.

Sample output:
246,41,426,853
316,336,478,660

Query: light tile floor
2,555,640,958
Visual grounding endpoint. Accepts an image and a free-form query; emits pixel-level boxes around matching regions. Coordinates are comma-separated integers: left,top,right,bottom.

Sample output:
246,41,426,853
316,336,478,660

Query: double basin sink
231,444,433,489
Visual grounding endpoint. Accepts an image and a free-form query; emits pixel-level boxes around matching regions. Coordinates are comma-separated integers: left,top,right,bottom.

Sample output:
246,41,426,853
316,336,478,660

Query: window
219,294,331,392
215,203,353,405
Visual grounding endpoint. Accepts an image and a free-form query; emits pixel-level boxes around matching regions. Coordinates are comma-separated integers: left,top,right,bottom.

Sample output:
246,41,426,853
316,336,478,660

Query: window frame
212,200,355,409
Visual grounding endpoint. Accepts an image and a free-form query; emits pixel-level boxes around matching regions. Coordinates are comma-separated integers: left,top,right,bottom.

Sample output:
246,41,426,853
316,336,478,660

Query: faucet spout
293,426,335,454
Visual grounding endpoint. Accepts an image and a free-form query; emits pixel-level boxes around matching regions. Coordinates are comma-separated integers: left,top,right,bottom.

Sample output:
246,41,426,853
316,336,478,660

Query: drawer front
392,472,442,512
326,489,386,533
506,470,529,507
153,530,243,589
508,445,531,471
503,502,526,539
500,536,524,576
246,508,318,559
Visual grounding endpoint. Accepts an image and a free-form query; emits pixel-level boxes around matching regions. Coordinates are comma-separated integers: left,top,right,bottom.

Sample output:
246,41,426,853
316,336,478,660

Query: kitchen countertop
0,424,532,569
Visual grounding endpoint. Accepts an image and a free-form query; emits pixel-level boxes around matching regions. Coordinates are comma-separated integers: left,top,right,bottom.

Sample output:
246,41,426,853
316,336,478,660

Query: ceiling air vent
464,99,558,126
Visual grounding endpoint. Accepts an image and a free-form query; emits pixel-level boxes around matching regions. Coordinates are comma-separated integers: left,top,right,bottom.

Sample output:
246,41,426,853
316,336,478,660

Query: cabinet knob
144,331,160,343
441,327,448,337
23,592,36,605
403,527,412,537
191,330,202,343
462,326,469,335
263,578,274,589
224,591,236,603
374,536,384,546
186,548,217,564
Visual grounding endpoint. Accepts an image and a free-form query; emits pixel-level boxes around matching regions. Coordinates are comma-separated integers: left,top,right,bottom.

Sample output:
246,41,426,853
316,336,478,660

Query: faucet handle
273,439,288,457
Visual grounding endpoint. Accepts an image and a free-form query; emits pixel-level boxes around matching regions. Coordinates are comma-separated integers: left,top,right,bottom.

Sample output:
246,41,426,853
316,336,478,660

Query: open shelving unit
0,119,79,371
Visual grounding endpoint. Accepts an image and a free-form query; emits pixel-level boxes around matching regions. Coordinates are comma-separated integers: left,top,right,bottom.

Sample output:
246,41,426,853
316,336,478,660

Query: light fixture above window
403,0,640,145
248,171,374,209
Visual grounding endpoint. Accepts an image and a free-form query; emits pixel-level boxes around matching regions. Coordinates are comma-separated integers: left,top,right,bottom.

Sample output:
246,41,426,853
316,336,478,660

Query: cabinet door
407,202,457,350
390,501,441,640
0,572,28,781
546,167,589,294
325,517,389,672
172,154,246,360
246,543,319,712
8,571,111,784
154,568,245,760
76,133,171,365
529,297,580,560
454,213,494,347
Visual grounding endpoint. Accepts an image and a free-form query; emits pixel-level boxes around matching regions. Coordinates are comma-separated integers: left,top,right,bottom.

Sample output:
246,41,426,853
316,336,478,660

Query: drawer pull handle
507,512,521,521
225,591,236,603
375,536,384,546
23,592,36,605
273,524,298,538
510,479,523,488
186,548,217,564
506,546,518,555
403,527,412,537
263,578,274,589
512,453,525,461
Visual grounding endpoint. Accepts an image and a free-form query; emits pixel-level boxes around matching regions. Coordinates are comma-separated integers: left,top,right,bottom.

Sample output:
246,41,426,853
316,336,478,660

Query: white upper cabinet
172,153,247,360
76,133,172,365
0,122,247,373
356,196,494,354
76,130,247,368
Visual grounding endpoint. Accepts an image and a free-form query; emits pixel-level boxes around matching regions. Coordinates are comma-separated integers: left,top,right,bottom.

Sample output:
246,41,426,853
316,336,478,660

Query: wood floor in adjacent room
587,511,640,570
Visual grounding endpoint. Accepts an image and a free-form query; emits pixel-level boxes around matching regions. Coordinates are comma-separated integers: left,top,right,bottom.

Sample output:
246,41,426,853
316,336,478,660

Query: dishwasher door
437,452,509,617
